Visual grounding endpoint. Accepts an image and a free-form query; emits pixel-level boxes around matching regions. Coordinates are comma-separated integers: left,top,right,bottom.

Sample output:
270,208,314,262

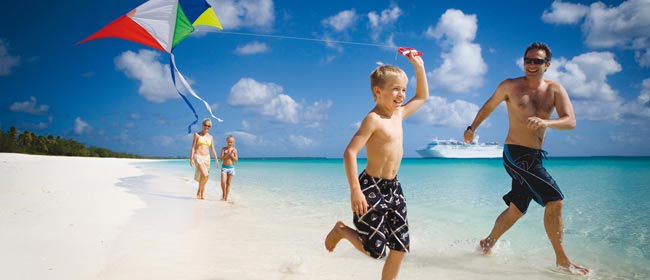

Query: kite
78,0,223,132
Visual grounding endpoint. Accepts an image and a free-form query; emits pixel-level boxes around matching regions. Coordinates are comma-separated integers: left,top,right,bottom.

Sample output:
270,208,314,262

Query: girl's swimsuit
221,165,235,175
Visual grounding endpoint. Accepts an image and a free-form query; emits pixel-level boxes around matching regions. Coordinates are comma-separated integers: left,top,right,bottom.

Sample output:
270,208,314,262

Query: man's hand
464,128,475,144
527,117,548,130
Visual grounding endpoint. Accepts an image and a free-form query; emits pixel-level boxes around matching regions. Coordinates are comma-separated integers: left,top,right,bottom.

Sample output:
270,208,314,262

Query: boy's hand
406,52,424,69
351,188,369,216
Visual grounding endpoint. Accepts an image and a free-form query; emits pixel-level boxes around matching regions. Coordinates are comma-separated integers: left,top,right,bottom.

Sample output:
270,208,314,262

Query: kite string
198,29,394,48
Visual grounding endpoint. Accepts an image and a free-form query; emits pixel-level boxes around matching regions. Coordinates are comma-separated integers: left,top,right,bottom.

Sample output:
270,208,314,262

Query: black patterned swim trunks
353,170,409,259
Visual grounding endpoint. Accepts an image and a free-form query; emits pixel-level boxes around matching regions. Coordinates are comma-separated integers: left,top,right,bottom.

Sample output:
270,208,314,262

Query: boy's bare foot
325,221,345,252
479,237,494,255
557,262,590,276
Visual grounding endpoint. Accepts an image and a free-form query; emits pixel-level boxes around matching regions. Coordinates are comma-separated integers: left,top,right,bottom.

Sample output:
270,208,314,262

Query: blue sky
1,0,649,157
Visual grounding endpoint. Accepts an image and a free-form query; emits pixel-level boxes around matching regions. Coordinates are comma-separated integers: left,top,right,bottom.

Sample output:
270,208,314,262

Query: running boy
324,52,428,279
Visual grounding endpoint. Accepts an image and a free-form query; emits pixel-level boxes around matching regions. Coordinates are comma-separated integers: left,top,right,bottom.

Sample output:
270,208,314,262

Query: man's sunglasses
524,58,548,65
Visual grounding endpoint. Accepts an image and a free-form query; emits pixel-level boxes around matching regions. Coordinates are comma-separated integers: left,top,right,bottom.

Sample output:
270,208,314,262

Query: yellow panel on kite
193,8,222,29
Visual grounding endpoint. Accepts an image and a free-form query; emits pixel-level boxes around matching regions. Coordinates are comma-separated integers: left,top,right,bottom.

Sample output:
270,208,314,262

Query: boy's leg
382,250,405,280
325,221,368,255
480,202,523,254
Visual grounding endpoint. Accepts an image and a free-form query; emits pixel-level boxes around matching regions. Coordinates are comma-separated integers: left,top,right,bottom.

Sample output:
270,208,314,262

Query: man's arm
464,80,509,143
401,55,428,118
343,114,376,216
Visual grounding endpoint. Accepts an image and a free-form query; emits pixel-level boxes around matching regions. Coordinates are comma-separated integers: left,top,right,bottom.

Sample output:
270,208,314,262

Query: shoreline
2,153,645,279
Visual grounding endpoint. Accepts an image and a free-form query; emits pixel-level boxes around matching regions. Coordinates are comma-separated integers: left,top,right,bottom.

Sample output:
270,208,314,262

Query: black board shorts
502,144,564,214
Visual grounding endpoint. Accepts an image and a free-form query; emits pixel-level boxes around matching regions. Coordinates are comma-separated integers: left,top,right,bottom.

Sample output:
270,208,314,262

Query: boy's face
227,138,235,147
373,75,407,110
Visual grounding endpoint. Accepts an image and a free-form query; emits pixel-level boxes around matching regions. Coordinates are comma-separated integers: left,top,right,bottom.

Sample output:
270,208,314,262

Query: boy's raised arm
402,54,428,118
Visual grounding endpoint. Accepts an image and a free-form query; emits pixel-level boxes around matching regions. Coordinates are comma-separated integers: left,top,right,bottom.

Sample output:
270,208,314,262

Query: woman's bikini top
197,134,212,146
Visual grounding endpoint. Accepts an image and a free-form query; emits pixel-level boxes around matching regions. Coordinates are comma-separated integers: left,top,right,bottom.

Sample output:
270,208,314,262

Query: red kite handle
397,47,422,57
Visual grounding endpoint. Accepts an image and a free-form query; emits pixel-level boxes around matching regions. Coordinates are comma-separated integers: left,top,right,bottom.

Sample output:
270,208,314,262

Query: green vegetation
0,126,143,158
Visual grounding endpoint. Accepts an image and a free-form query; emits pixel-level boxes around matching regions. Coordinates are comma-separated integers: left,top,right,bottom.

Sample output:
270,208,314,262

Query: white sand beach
0,153,382,280
1,153,603,280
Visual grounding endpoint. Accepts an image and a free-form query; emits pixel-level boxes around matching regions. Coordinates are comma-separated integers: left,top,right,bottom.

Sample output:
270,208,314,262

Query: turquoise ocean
142,157,649,279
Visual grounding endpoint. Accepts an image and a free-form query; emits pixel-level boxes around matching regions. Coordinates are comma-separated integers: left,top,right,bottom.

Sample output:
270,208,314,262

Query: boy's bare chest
373,119,403,144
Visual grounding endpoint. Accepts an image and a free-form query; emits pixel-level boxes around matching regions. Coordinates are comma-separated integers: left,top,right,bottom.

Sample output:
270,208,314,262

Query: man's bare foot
325,221,345,252
479,237,494,255
557,262,590,276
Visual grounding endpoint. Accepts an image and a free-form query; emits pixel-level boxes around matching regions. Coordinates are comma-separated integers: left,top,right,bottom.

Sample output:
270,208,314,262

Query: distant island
0,126,144,159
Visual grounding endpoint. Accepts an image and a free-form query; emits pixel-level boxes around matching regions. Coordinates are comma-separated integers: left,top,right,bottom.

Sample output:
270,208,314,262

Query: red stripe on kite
77,15,166,52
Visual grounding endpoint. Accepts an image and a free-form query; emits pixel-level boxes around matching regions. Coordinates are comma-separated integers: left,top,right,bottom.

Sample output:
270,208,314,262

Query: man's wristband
466,126,474,132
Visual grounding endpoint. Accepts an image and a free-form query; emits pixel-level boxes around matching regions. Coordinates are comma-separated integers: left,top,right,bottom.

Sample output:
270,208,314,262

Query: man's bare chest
510,90,555,115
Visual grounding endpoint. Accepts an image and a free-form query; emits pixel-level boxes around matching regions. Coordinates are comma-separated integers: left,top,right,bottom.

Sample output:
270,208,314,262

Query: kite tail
169,53,223,133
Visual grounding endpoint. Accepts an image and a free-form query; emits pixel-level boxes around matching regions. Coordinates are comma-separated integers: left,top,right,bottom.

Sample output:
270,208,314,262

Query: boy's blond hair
369,65,407,101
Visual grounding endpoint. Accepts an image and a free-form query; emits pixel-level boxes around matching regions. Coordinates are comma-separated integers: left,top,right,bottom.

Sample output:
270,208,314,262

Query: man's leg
544,200,590,275
480,202,523,254
382,250,405,280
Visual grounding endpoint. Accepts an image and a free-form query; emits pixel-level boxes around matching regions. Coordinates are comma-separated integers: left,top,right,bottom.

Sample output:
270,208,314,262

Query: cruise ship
416,135,503,158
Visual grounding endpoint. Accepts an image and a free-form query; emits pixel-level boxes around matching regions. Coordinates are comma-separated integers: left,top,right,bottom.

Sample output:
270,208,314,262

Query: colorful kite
78,0,223,132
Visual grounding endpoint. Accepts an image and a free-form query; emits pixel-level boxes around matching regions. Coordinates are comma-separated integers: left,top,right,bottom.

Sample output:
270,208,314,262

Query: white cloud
426,9,477,43
583,0,650,49
227,78,331,125
322,9,358,32
542,0,650,54
228,131,260,146
538,51,650,121
114,50,178,103
235,41,270,55
74,117,92,135
426,9,487,93
544,52,624,121
542,0,589,24
288,134,318,148
241,120,249,130
544,52,622,101
410,96,480,127
0,39,20,76
635,49,650,67
621,77,650,119
367,5,402,41
9,96,49,115
302,100,333,128
151,135,175,147
209,0,274,30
